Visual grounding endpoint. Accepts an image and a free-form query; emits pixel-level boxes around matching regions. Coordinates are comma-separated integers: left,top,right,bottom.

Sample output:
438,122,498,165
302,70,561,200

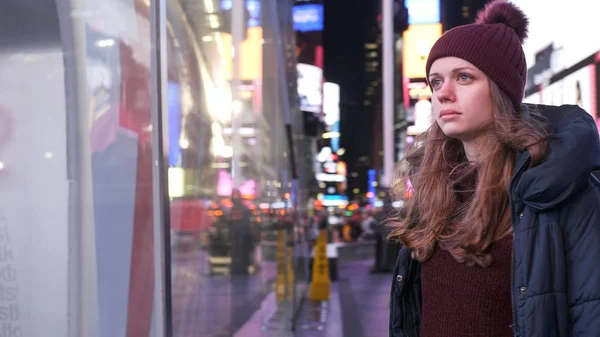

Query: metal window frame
150,0,173,336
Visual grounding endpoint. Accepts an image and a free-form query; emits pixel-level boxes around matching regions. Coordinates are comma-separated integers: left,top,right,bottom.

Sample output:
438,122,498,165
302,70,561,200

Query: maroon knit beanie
426,0,529,107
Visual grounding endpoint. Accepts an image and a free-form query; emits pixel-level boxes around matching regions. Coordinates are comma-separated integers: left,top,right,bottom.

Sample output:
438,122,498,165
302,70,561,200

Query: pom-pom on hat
425,0,529,107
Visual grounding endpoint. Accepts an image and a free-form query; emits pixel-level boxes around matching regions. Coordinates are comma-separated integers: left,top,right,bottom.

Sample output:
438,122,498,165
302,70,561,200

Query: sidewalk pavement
236,259,393,337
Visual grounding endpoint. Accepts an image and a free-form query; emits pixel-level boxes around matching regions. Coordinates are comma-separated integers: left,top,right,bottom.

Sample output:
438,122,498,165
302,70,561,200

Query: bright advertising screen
297,63,323,114
406,0,440,25
526,64,596,120
293,4,324,32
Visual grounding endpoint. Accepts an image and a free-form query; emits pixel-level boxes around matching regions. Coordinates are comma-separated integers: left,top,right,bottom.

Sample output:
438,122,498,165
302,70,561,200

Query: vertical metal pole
150,0,172,335
382,0,395,188
231,0,245,188
58,0,98,336
270,0,301,331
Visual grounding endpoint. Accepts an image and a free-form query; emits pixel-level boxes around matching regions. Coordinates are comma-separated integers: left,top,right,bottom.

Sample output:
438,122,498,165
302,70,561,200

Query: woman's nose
435,81,455,102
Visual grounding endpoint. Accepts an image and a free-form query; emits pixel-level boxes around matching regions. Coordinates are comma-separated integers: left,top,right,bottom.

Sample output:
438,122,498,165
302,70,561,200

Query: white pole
381,0,395,188
149,0,169,335
231,0,244,188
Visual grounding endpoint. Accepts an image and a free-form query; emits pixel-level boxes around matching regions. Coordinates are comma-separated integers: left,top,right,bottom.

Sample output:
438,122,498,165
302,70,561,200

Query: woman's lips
439,109,461,121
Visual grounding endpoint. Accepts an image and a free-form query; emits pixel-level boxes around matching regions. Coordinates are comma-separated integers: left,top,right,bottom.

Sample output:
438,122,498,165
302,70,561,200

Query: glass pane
0,2,69,336
165,0,309,335
0,0,162,336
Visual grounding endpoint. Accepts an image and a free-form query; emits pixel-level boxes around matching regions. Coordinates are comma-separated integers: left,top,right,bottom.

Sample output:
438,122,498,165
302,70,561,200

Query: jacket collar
512,104,600,211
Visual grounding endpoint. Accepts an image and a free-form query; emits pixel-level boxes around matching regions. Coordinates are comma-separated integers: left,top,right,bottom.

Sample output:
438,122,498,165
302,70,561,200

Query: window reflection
167,0,306,335
0,0,306,335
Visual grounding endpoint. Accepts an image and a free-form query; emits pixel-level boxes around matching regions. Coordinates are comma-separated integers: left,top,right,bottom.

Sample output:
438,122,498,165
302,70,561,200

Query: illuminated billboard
293,4,324,32
297,63,323,114
402,23,442,79
524,63,597,120
315,147,348,207
323,82,340,151
406,0,440,25
323,82,340,126
407,97,433,135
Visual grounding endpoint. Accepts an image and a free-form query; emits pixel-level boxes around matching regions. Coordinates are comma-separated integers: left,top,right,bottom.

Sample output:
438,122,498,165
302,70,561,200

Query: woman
388,1,600,337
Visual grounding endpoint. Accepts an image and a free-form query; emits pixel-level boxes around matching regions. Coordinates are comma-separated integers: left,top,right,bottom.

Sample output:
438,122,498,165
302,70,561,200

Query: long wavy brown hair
388,80,548,267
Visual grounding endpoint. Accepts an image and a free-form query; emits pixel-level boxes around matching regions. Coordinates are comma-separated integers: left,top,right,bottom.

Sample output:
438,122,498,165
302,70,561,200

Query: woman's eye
459,74,472,82
431,79,442,88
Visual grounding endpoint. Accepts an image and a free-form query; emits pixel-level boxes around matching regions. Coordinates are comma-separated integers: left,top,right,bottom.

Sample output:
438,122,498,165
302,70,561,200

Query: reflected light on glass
211,132,232,157
207,88,232,124
181,84,194,115
232,100,242,116
211,122,222,135
215,33,226,57
179,138,189,149
168,167,184,198
0,162,4,170
204,0,215,13
209,14,220,29
220,0,232,10
217,145,233,158
95,39,115,48
239,90,253,99
202,35,214,42
223,127,255,136
44,152,53,159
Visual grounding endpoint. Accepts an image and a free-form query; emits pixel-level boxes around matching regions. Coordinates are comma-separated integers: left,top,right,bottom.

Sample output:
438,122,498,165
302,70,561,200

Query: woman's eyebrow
429,67,476,78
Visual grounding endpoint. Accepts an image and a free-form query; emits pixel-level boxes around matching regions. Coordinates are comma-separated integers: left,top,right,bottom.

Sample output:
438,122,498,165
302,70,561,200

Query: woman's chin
440,127,466,140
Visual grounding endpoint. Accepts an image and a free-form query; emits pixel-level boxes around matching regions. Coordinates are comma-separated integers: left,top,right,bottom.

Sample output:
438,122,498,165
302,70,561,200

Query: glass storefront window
0,0,306,336
0,0,164,336
166,0,308,335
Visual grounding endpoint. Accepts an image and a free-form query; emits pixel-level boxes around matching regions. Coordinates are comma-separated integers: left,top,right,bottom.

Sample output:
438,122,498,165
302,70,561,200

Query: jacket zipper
509,153,530,337
403,256,413,337
510,237,519,336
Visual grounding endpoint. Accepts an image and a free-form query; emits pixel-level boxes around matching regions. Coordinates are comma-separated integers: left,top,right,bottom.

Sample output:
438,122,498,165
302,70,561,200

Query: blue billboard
293,4,324,32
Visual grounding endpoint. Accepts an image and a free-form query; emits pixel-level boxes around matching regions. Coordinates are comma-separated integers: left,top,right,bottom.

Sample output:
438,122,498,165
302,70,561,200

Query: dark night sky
323,0,377,167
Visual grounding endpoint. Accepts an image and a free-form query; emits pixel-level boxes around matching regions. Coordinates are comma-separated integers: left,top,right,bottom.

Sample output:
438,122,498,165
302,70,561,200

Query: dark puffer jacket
389,104,600,337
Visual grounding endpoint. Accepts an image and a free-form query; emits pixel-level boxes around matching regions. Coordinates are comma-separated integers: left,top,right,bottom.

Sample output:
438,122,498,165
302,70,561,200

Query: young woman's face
428,57,494,142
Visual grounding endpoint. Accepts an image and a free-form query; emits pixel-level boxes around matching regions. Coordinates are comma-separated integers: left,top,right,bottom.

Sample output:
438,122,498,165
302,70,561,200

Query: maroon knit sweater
420,236,514,337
